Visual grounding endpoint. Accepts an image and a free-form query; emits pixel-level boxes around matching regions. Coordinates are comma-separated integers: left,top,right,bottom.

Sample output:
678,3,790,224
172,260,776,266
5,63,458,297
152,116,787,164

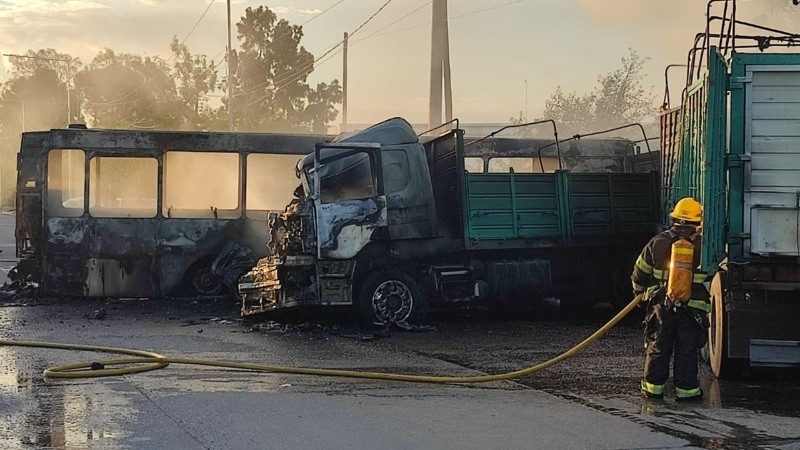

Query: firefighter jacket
631,225,711,313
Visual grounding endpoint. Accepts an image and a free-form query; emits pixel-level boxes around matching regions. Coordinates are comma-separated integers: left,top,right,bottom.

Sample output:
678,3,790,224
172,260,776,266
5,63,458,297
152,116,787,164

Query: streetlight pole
524,79,528,121
342,32,348,132
3,53,73,124
227,0,235,131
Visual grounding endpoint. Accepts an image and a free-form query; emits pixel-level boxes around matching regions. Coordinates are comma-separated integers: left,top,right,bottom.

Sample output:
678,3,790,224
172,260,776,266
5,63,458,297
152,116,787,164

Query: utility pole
227,0,235,131
442,0,452,125
428,0,452,132
342,32,349,132
524,80,528,120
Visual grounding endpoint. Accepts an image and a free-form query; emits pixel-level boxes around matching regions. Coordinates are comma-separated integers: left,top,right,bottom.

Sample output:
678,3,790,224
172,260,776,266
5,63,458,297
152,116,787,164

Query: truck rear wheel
356,267,428,327
709,272,745,379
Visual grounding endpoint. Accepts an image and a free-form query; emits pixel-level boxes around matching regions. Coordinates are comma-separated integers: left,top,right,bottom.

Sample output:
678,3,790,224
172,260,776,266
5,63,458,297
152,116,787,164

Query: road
0,211,17,285
0,213,799,449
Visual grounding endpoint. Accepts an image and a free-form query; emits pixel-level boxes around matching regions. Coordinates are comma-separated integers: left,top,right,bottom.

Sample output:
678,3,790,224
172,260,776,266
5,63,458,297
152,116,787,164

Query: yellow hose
0,295,641,384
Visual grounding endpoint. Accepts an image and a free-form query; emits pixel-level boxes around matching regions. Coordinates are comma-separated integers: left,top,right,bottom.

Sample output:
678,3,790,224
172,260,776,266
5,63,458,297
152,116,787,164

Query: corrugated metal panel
745,66,800,256
465,172,657,243
664,47,728,271
659,107,681,209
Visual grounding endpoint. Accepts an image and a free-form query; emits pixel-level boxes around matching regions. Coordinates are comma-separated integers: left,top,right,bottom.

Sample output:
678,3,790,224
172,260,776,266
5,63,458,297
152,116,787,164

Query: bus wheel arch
183,255,224,296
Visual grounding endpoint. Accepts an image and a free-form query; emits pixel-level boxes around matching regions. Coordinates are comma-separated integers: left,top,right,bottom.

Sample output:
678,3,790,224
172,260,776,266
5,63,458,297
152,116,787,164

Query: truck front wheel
356,268,428,327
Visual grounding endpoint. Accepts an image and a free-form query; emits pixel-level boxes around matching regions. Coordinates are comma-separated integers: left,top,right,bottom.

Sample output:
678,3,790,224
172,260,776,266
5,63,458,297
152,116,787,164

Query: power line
251,0,391,93
348,0,428,38
352,1,431,44
86,0,217,107
267,0,527,102
246,0,430,103
255,0,530,105
303,0,346,26
211,0,345,68
241,0,394,107
450,0,527,21
180,0,217,46
358,0,528,42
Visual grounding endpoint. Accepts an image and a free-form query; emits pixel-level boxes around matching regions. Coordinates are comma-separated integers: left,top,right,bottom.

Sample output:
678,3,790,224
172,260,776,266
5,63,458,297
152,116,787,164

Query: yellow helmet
670,197,703,223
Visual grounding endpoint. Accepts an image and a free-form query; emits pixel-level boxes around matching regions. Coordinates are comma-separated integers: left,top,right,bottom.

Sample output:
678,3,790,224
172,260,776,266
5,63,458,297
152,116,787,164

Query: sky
0,0,796,126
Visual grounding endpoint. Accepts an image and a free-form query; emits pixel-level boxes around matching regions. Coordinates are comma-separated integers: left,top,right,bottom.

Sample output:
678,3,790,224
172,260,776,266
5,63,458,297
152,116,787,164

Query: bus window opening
246,154,302,220
163,152,241,219
47,149,85,217
89,156,157,218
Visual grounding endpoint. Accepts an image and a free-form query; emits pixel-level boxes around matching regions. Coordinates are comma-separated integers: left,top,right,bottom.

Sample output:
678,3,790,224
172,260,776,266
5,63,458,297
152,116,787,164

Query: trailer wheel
709,272,745,379
356,267,428,327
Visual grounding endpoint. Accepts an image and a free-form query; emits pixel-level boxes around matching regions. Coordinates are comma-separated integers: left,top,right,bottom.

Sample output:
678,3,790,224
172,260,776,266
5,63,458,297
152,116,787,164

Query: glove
633,291,647,309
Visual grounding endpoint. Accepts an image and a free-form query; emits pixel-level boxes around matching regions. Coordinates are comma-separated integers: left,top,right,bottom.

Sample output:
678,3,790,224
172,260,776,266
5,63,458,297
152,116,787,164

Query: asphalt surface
0,213,799,449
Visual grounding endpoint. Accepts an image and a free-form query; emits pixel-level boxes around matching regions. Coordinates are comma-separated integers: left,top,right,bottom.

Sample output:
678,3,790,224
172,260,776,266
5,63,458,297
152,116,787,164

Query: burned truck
239,118,660,325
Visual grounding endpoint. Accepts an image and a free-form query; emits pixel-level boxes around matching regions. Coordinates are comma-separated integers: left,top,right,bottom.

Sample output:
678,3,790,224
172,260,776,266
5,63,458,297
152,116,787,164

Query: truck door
313,143,388,260
743,65,800,256
381,145,437,239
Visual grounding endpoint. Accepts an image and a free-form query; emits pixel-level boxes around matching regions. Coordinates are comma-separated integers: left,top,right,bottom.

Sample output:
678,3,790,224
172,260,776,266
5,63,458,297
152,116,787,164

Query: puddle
0,346,133,449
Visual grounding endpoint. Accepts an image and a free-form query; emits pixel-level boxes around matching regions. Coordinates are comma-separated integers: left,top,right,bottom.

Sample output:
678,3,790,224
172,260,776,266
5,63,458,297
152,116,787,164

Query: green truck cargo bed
464,170,660,250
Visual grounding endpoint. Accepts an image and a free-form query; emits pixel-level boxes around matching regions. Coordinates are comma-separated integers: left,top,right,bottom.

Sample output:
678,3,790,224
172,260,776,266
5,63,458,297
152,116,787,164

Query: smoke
579,0,799,34
0,53,9,80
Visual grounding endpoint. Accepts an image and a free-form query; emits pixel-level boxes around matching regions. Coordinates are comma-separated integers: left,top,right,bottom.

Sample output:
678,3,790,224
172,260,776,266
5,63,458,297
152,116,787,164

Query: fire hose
0,294,641,384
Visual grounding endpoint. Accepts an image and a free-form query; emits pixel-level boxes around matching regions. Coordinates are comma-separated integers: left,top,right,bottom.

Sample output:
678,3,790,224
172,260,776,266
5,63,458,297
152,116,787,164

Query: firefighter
632,197,710,401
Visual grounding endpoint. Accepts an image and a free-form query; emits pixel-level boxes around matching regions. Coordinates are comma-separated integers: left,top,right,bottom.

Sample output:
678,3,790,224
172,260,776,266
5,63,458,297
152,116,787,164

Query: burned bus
15,126,325,297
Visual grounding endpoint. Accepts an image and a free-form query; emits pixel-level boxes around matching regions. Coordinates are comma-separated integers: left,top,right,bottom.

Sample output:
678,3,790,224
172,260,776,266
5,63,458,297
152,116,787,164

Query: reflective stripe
675,386,702,398
635,256,653,274
652,268,668,280
641,379,664,395
693,273,709,283
687,300,711,313
673,247,694,255
632,281,646,292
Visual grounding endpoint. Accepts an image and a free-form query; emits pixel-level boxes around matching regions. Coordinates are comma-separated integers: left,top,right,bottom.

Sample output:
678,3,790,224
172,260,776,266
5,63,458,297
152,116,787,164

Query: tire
184,260,224,296
708,272,745,379
355,267,428,327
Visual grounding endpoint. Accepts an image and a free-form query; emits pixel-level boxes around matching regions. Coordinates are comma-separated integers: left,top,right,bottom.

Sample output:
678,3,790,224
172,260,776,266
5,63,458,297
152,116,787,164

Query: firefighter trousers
643,303,707,396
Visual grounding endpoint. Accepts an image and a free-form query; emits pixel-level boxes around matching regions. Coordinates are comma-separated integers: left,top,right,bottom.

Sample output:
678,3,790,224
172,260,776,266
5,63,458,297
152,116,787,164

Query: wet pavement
0,298,684,450
392,307,800,449
1,298,799,449
0,208,799,449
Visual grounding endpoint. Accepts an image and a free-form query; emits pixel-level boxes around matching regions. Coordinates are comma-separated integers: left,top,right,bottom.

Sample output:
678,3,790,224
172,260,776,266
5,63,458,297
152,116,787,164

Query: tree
542,49,656,139
0,49,80,206
75,49,182,129
170,37,219,130
231,6,342,133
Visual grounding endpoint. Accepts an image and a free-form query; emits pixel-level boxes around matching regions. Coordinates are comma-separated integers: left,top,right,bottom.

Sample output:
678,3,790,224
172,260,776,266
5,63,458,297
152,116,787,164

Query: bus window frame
45,148,87,218
84,150,161,219
161,149,243,220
